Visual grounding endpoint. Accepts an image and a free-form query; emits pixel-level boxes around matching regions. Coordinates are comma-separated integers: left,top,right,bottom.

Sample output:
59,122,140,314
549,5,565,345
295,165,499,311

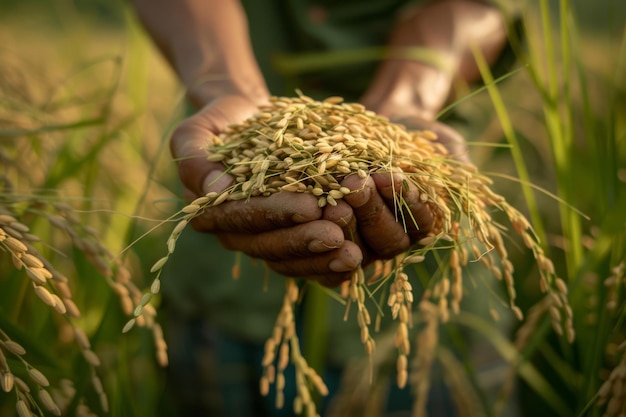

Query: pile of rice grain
205,95,451,212
147,94,574,416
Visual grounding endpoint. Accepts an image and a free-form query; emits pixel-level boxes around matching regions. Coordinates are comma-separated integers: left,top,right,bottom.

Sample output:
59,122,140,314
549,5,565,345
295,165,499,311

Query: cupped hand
171,94,364,286
329,94,469,268
330,117,471,267
171,95,263,198
191,190,364,287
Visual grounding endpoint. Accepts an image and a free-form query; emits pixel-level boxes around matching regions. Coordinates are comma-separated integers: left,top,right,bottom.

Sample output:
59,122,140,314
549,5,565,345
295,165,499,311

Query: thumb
170,95,263,197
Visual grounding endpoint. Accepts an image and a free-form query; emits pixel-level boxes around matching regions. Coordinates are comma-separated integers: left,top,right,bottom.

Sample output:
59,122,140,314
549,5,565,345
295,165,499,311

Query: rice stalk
595,339,626,417
0,194,169,415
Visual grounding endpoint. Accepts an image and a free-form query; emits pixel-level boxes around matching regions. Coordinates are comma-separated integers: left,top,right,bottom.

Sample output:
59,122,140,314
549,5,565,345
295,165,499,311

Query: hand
191,190,364,288
324,116,471,274
171,94,365,287
338,172,437,263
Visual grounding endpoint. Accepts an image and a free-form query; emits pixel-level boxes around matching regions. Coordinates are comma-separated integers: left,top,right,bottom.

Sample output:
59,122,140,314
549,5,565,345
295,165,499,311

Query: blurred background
0,0,624,416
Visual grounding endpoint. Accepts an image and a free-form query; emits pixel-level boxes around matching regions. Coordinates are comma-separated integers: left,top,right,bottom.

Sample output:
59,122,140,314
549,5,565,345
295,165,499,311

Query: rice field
0,0,624,416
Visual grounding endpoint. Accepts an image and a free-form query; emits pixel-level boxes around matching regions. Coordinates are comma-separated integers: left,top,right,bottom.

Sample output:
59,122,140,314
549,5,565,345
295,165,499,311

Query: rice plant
0,6,182,415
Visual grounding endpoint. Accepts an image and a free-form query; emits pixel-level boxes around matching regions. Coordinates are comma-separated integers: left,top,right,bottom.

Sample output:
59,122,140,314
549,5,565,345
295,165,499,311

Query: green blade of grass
0,117,105,138
470,42,546,244
449,312,573,417
436,66,526,120
272,46,451,75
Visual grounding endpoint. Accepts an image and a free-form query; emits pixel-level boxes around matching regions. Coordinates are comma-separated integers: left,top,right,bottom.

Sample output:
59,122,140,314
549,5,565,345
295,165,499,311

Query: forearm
362,0,507,120
131,0,268,107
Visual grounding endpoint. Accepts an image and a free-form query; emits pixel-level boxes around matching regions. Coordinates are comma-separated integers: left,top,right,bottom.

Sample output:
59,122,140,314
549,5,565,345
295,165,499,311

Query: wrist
187,75,270,109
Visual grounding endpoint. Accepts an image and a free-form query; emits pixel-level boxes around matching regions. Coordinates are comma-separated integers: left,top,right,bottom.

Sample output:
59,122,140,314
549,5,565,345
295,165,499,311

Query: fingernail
329,257,357,272
308,240,339,253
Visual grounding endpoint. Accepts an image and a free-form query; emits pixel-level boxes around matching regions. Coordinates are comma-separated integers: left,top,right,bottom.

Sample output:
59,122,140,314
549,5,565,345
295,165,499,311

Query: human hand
336,172,437,264
171,94,365,287
326,117,468,272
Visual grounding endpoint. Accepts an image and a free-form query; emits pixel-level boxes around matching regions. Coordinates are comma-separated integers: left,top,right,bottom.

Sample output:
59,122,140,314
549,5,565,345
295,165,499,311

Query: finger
191,191,322,233
322,199,356,238
182,173,236,201
170,115,224,197
170,96,262,196
265,241,363,287
323,199,375,265
203,170,235,195
341,175,411,258
216,220,345,261
371,172,434,242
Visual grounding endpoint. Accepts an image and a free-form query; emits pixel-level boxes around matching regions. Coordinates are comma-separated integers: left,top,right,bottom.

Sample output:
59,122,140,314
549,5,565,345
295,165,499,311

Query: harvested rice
144,93,574,417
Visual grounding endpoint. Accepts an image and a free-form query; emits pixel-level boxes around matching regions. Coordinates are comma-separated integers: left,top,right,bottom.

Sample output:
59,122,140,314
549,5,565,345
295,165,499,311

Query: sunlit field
0,1,624,416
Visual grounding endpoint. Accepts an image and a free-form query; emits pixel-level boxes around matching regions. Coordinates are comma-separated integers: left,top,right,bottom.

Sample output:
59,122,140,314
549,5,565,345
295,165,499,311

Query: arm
361,0,508,122
132,0,270,197
132,0,268,108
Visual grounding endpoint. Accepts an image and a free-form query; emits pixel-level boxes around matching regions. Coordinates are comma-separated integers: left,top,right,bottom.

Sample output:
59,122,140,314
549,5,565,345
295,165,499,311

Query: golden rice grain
150,256,168,273
3,236,27,253
511,306,524,321
0,221,23,237
82,349,101,367
51,294,66,315
267,365,276,384
20,253,44,269
16,400,30,417
2,341,25,356
397,369,409,389
293,396,303,415
99,391,110,413
90,375,104,395
26,268,48,285
275,391,285,409
33,285,56,307
73,328,91,350
260,376,270,396
0,214,18,224
27,367,49,387
39,388,61,416
120,296,134,316
555,277,568,294
13,377,30,393
278,343,290,371
1,372,14,392
172,219,189,237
